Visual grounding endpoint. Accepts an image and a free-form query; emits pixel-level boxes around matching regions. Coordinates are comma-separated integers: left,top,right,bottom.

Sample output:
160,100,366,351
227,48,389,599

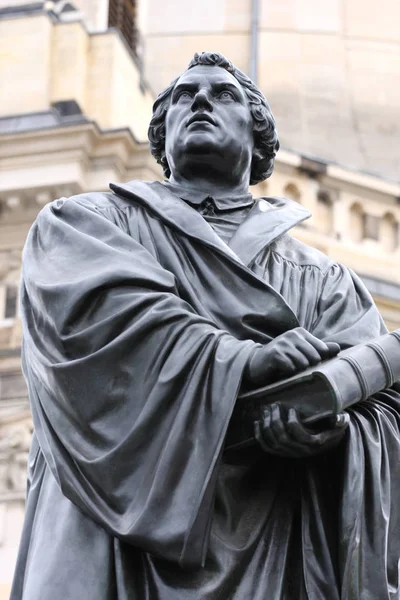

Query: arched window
362,214,380,241
284,182,301,203
381,212,399,252
316,190,334,235
349,202,364,243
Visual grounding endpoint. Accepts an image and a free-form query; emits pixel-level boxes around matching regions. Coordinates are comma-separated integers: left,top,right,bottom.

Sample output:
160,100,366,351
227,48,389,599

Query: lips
186,113,217,127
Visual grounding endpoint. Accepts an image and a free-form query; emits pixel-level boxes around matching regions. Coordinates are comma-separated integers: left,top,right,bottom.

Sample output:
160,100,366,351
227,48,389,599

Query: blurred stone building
0,0,399,596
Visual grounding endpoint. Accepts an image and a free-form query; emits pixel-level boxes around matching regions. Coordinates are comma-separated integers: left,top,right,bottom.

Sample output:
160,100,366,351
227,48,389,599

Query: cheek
165,107,179,134
238,115,254,145
234,109,253,133
165,113,173,135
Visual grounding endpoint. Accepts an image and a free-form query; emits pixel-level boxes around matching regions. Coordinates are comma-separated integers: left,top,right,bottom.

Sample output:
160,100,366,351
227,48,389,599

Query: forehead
174,65,244,93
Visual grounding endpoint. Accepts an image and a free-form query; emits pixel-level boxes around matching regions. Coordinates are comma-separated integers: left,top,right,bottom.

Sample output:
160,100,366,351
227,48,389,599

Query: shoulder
36,189,140,233
45,180,162,218
51,190,131,213
269,233,336,274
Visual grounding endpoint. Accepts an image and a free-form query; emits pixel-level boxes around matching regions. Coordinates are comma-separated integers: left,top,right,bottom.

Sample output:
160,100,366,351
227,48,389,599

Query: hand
254,403,349,458
245,327,340,387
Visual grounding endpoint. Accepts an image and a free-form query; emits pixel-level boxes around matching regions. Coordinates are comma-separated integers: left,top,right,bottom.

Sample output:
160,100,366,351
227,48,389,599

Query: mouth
186,113,217,127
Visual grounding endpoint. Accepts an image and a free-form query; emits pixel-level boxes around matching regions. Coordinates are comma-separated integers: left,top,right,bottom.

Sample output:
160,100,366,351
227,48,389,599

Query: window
362,214,380,241
316,190,334,235
108,0,138,55
381,213,399,252
349,203,363,243
284,182,301,203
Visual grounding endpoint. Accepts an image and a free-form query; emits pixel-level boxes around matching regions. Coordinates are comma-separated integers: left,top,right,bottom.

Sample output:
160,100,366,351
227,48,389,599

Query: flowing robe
11,181,400,599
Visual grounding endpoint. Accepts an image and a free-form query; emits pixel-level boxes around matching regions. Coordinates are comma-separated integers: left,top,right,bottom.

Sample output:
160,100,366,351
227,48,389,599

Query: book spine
323,331,400,412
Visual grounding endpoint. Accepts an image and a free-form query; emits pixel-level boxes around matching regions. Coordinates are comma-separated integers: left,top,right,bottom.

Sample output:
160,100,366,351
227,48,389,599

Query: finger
313,426,348,453
257,406,349,458
276,348,310,373
326,341,341,356
287,409,348,448
257,405,299,457
270,403,290,444
274,352,298,376
286,408,324,446
255,406,280,453
266,405,319,457
288,342,323,367
294,330,338,361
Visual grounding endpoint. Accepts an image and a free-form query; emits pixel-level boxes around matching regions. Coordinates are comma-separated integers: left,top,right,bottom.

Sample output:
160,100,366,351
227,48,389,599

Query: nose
191,89,213,112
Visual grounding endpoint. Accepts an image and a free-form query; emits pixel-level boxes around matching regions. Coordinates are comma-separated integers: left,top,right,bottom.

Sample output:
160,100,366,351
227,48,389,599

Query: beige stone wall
142,0,251,92
0,15,53,115
0,0,109,30
72,0,109,31
51,22,90,113
140,0,400,182
0,15,154,142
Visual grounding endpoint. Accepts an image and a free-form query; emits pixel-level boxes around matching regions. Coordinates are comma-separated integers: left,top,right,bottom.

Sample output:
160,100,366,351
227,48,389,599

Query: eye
218,90,235,101
177,91,193,101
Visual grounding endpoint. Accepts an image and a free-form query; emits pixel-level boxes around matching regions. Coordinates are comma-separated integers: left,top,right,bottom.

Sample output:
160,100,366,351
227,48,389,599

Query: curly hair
148,51,280,186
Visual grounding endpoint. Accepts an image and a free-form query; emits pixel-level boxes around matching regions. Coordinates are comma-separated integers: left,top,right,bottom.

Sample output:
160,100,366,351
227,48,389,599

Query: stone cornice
277,148,400,201
0,122,160,204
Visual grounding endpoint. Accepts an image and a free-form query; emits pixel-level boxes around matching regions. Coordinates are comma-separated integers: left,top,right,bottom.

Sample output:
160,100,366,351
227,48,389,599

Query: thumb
326,341,341,356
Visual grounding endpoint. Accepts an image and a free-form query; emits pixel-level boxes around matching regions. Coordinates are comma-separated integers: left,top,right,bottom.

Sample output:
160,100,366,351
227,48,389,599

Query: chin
185,135,217,151
185,135,228,157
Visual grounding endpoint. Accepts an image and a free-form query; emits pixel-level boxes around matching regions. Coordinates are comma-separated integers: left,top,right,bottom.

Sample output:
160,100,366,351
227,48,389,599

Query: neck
169,171,250,199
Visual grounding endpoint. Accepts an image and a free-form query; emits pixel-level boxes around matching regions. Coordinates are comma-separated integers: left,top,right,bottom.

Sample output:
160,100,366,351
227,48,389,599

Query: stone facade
0,0,399,596
254,152,400,331
140,0,400,183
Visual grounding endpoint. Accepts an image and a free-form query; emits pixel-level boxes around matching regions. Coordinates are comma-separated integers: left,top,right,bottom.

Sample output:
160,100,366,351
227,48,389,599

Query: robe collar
109,180,311,267
161,181,254,212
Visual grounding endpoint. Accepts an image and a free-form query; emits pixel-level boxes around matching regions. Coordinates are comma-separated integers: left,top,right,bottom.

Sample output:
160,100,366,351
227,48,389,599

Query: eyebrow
213,83,241,95
172,80,243,101
172,83,198,98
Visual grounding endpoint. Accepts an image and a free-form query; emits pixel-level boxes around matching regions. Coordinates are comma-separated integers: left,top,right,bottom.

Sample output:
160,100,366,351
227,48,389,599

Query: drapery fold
20,196,256,568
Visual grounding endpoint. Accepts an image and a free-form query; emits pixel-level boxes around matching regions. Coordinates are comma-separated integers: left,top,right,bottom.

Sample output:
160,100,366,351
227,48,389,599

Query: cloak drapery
11,181,400,599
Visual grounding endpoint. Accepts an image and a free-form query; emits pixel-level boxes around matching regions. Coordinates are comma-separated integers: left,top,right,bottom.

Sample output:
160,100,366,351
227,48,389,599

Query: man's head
148,52,279,186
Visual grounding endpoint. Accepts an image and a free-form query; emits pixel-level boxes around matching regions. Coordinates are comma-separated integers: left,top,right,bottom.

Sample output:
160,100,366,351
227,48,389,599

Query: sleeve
311,262,387,347
21,196,256,568
306,263,400,594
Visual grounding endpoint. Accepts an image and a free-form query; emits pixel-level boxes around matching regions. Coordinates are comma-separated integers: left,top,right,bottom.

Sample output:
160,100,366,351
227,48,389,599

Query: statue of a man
12,52,400,599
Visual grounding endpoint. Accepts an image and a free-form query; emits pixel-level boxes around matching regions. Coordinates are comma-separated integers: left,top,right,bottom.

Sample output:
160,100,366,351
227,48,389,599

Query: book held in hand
226,328,400,450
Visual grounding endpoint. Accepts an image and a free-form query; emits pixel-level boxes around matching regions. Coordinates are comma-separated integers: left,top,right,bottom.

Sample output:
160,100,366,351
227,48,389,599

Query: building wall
0,14,153,141
254,154,400,329
140,0,400,183
72,0,109,31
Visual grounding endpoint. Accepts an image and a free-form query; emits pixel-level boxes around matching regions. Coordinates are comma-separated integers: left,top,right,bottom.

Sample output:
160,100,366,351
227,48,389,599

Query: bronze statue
11,52,400,599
